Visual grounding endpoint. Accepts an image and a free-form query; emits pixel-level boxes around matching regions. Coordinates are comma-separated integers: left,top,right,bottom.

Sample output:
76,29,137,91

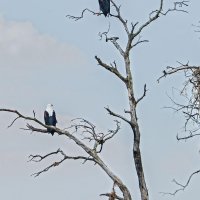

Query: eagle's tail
47,128,55,136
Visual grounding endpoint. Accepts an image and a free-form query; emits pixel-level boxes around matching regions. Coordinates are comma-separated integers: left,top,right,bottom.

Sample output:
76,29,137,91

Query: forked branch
68,118,121,153
95,56,127,83
136,84,147,105
157,62,199,83
176,131,200,140
134,1,188,39
29,148,94,177
66,8,100,21
105,107,132,126
161,169,200,196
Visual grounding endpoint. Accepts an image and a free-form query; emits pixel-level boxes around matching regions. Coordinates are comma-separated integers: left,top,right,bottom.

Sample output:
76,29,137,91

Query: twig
134,1,188,39
105,107,132,126
66,8,99,21
7,116,21,128
136,84,147,104
160,169,200,196
176,131,200,140
28,149,62,162
95,56,127,84
68,118,121,153
157,63,198,83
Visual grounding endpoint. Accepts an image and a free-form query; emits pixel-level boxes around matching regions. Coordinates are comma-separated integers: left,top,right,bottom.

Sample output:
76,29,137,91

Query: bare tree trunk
124,55,148,200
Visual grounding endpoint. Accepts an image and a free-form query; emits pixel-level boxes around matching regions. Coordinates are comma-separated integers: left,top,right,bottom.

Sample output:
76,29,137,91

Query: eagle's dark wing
52,111,57,126
44,111,49,125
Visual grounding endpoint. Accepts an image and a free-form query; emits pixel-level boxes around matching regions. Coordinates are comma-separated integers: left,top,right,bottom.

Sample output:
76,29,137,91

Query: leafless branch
98,22,125,57
157,62,199,83
7,116,21,128
159,1,189,16
105,107,132,126
66,8,99,21
136,84,147,104
110,0,130,35
26,123,48,133
95,56,127,84
99,23,111,41
68,118,121,153
31,158,66,177
161,169,200,196
132,38,149,48
107,37,125,57
104,120,121,142
134,1,188,39
176,131,200,140
28,149,62,162
0,108,46,128
29,148,94,177
31,156,94,177
33,110,36,118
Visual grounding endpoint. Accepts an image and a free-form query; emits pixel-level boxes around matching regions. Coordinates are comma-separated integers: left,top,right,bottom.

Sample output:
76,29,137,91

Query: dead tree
158,63,200,140
0,0,188,200
158,64,200,194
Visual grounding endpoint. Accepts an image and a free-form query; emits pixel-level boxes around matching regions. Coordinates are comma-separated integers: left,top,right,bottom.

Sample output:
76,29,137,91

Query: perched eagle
98,0,110,17
44,104,57,135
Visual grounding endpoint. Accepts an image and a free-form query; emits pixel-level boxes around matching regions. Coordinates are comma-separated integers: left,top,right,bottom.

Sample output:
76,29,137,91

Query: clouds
0,17,85,68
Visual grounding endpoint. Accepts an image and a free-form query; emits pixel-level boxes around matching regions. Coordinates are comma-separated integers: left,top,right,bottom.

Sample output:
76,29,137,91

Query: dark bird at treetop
44,104,57,135
98,0,110,17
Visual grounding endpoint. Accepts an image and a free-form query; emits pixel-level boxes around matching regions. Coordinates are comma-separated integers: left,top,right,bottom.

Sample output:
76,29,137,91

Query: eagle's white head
46,104,54,116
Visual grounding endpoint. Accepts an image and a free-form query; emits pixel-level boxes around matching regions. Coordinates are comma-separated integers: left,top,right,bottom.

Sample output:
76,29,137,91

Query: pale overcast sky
0,0,200,200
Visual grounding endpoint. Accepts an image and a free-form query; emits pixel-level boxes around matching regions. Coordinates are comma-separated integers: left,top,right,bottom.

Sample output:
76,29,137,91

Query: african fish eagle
98,0,110,17
44,104,57,135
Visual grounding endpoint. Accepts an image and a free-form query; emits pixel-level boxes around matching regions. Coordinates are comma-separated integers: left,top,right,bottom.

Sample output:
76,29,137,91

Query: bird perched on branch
98,0,110,17
44,104,57,135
